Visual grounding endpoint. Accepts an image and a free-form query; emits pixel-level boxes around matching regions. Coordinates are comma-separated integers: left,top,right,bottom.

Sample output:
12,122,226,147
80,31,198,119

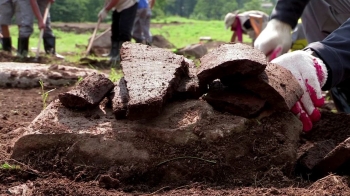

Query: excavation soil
1,53,350,195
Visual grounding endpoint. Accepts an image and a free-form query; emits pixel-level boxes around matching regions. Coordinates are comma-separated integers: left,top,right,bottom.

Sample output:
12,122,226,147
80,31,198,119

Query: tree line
50,0,276,22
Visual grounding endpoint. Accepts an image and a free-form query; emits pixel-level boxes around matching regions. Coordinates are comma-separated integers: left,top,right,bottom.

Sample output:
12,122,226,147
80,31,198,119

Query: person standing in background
132,0,155,45
224,10,269,44
0,0,15,53
30,0,64,58
98,0,139,62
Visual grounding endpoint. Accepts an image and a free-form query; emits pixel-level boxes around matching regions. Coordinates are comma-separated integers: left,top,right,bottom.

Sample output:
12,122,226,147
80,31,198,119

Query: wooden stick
94,27,111,41
84,0,110,56
84,17,102,56
35,2,51,59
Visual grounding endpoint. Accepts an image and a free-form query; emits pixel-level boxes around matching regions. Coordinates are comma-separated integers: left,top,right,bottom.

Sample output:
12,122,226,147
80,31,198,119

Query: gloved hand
98,8,108,20
254,19,292,61
271,50,328,132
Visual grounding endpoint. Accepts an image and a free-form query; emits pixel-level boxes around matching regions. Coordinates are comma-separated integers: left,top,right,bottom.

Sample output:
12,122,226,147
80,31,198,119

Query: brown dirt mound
2,52,350,195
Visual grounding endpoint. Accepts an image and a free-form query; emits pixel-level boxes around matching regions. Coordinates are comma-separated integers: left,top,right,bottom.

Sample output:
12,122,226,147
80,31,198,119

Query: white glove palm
98,8,108,20
271,50,328,132
254,19,292,61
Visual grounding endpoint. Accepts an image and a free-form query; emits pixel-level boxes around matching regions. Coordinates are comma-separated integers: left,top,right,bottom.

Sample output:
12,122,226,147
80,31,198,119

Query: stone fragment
59,73,114,109
197,43,267,85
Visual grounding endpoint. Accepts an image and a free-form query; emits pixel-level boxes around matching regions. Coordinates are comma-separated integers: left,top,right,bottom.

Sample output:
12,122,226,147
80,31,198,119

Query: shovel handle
36,2,51,59
85,17,102,56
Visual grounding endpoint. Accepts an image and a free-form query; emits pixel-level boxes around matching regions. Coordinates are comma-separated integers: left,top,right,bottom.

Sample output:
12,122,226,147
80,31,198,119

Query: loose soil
2,49,350,195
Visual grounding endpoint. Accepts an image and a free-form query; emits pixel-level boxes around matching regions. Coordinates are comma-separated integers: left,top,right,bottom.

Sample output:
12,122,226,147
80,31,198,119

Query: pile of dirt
2,42,350,195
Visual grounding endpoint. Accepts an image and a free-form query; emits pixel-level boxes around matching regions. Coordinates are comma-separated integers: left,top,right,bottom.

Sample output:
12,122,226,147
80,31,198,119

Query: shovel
35,2,51,61
84,17,102,57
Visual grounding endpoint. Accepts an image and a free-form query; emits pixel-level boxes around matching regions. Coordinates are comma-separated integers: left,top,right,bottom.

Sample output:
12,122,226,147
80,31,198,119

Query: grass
39,80,55,110
151,16,252,48
4,16,252,56
1,163,21,170
2,16,251,81
7,25,90,54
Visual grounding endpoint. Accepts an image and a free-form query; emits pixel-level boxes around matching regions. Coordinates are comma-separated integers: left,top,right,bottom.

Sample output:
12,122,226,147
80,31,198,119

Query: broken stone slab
313,137,350,177
0,62,100,88
120,42,185,65
58,73,114,109
197,43,267,86
91,28,111,49
176,43,208,59
152,34,176,49
298,140,336,171
11,98,302,186
109,77,129,119
174,67,206,99
120,42,191,120
121,60,187,120
203,86,266,118
238,62,304,111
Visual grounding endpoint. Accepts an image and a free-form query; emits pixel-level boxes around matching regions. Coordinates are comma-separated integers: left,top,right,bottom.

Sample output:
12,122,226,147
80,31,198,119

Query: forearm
307,19,350,90
270,0,310,29
230,32,236,42
105,0,119,11
150,0,155,9
30,0,43,22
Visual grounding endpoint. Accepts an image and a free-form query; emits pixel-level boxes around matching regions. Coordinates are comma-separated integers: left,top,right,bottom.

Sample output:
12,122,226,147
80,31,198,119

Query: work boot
134,38,143,43
17,37,29,57
2,37,12,52
330,86,350,113
110,41,123,62
43,37,64,59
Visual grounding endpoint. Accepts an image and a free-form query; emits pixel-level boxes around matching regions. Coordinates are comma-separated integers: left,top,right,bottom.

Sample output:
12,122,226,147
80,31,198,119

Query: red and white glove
98,8,108,20
271,50,328,132
254,19,292,61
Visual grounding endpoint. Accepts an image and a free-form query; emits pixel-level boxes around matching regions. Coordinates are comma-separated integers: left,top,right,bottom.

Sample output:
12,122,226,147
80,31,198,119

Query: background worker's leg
141,7,152,45
0,0,14,52
132,8,144,43
14,0,34,57
37,0,63,58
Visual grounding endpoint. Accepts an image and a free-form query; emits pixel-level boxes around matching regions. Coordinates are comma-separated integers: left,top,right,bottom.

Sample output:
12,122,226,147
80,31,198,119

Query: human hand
254,19,292,61
271,50,328,132
98,8,108,20
38,20,45,30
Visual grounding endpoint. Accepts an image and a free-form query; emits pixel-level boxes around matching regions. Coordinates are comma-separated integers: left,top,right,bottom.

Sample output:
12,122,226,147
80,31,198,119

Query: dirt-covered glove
98,8,108,20
271,50,328,132
254,19,292,61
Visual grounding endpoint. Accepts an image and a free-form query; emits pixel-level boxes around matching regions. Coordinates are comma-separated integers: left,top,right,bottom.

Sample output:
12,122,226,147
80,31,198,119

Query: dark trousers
111,3,138,42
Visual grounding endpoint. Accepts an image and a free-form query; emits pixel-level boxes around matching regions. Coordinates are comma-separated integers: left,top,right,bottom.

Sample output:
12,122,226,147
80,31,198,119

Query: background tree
191,0,238,20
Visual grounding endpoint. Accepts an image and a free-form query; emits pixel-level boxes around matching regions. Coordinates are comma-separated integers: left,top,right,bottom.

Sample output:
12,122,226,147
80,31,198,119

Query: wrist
304,49,328,87
269,19,292,33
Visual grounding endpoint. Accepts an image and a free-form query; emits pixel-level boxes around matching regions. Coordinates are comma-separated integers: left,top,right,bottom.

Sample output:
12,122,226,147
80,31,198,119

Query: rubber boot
43,37,64,59
17,37,29,57
134,38,143,44
2,37,12,52
110,41,123,62
330,86,350,113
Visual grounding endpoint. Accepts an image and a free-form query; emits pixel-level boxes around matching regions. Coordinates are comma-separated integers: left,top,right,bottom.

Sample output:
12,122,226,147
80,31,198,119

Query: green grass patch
151,16,252,49
8,25,90,55
1,163,21,170
4,16,252,62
